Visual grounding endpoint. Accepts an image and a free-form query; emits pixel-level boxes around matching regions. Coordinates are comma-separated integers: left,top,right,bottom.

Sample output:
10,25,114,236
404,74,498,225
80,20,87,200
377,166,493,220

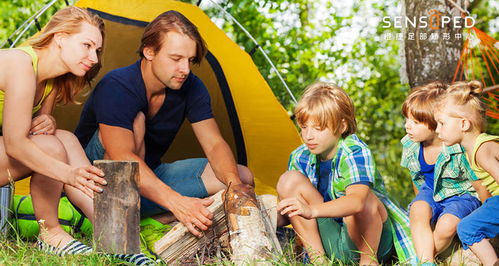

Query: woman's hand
278,197,316,219
66,166,106,198
30,114,56,135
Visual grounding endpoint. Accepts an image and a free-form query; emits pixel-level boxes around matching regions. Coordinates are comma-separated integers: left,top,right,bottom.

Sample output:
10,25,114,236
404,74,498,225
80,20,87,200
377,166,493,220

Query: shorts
409,183,481,224
457,196,499,249
317,216,394,263
84,130,209,217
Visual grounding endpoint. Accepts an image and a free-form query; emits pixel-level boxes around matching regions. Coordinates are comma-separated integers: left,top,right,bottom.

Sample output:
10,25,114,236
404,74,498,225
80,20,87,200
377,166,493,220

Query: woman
0,6,106,255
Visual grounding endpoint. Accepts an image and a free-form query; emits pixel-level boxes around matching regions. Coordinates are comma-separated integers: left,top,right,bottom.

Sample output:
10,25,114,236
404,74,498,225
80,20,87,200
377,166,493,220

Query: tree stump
93,160,140,254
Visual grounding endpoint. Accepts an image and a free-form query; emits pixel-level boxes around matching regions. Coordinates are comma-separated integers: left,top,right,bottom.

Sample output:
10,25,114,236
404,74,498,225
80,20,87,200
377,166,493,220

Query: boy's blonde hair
294,82,356,138
438,80,487,132
29,6,105,104
402,81,447,131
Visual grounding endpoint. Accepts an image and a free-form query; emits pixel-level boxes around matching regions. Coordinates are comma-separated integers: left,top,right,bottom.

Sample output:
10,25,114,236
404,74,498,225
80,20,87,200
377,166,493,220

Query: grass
0,226,472,265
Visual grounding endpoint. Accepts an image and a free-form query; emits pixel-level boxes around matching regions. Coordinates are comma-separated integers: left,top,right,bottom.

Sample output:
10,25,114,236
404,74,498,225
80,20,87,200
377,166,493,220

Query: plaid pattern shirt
288,134,417,264
400,135,478,202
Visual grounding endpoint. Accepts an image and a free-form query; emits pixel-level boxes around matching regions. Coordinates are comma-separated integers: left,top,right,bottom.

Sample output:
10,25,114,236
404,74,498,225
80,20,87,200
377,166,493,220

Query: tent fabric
15,0,302,196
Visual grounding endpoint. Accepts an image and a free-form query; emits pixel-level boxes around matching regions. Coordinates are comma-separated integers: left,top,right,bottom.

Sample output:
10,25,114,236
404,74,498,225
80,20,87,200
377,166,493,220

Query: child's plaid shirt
288,134,417,263
400,135,478,202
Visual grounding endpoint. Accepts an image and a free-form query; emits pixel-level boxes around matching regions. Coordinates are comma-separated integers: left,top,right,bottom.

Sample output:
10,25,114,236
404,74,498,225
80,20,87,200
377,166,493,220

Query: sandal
37,239,92,256
112,253,157,265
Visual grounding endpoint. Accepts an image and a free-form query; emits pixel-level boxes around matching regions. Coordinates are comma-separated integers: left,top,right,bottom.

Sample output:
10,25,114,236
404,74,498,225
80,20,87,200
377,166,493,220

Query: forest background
1,0,498,206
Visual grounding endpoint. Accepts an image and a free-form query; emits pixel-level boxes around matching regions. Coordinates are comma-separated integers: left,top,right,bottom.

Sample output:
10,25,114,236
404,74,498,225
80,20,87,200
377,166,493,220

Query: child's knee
435,214,459,238
357,192,385,221
276,170,304,196
409,201,432,221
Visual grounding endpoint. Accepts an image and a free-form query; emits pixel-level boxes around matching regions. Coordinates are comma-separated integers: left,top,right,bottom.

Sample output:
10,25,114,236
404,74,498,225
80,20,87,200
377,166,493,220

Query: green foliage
2,0,498,227
196,0,414,205
0,0,73,48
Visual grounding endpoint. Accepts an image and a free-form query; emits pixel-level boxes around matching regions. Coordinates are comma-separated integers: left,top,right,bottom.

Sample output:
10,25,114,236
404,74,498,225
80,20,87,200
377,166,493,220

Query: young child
401,82,486,265
277,82,416,265
435,80,498,266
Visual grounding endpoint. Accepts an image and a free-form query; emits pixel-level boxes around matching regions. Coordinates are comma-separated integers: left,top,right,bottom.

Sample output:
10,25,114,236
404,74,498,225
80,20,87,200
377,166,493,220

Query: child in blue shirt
401,82,487,265
277,82,416,265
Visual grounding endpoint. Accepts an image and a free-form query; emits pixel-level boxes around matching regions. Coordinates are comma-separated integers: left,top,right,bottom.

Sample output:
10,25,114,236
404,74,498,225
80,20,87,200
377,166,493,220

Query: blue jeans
84,130,209,217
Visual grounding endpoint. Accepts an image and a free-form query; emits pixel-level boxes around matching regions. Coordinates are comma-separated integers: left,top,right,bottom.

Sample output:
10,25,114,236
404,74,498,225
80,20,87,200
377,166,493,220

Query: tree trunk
93,160,141,254
402,0,464,87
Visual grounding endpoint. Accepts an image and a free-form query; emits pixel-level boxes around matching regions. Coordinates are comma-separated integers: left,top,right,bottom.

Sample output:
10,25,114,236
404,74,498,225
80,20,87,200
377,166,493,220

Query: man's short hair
137,10,207,64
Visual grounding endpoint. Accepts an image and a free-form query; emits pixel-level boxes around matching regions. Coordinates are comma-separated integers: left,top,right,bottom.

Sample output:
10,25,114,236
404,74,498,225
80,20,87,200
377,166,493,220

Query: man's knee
237,164,254,187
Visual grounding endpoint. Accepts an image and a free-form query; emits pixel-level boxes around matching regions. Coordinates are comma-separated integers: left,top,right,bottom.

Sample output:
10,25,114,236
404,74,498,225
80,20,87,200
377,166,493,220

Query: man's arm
99,123,213,237
191,118,242,187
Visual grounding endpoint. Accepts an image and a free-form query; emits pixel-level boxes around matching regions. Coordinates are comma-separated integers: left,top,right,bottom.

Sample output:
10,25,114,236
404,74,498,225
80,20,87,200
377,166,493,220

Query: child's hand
278,197,316,219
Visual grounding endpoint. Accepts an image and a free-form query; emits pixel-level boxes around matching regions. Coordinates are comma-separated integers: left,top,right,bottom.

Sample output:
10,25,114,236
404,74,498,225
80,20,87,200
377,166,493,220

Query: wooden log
93,160,140,254
154,190,281,264
154,190,227,264
224,184,277,265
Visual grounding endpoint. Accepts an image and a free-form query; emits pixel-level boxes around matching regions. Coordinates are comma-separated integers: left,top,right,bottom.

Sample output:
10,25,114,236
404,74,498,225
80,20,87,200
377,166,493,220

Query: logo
382,9,475,29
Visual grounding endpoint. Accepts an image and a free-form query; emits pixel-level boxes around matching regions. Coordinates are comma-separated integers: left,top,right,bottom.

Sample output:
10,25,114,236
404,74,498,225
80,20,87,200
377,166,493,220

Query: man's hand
169,195,214,237
30,114,56,135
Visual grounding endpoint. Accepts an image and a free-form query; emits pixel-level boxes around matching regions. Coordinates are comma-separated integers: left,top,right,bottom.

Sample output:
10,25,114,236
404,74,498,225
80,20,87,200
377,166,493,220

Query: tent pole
206,0,297,104
1,0,58,48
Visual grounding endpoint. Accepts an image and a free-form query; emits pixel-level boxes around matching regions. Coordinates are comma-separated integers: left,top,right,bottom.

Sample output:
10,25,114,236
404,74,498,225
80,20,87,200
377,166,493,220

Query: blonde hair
29,6,105,104
294,82,356,138
438,80,487,132
402,81,447,131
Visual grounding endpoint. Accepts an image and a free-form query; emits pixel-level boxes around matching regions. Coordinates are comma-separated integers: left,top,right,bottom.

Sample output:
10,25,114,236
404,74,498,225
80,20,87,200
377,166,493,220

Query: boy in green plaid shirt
400,82,488,265
277,82,416,265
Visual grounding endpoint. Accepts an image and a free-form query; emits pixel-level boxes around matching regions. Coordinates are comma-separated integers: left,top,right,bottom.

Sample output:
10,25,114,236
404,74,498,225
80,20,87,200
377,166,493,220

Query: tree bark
224,184,277,265
403,0,464,87
154,189,281,264
93,160,140,254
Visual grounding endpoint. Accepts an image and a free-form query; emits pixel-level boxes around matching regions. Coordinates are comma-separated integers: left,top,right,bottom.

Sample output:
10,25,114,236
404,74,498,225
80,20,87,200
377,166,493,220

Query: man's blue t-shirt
75,60,213,169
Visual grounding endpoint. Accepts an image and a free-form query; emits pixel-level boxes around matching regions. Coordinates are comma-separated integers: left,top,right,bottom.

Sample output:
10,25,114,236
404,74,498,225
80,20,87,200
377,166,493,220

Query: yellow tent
15,0,302,196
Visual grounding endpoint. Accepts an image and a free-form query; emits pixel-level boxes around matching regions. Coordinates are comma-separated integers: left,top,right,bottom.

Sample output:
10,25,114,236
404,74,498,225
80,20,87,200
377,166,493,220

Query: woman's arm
30,87,57,135
2,51,104,196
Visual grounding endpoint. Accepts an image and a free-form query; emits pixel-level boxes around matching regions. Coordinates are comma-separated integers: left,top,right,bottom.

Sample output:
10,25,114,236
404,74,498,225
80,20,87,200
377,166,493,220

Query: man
75,10,253,237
